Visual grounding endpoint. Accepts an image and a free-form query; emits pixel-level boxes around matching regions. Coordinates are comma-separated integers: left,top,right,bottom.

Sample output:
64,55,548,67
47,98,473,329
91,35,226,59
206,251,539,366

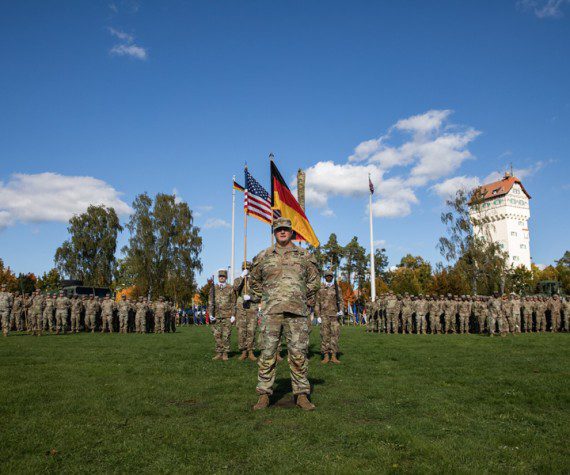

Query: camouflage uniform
548,297,561,332
70,296,84,333
458,296,471,334
522,297,533,332
0,287,13,336
84,296,100,332
208,272,236,357
233,264,258,354
249,241,320,397
366,299,379,333
473,297,487,333
153,298,167,333
117,297,132,333
315,277,342,355
443,296,456,334
55,293,70,333
562,298,570,332
385,294,400,334
100,296,116,333
415,296,428,334
497,297,509,335
43,295,55,332
429,297,442,334
135,298,148,333
505,295,521,333
10,293,24,331
487,297,500,335
29,292,44,335
401,295,413,334
535,298,547,332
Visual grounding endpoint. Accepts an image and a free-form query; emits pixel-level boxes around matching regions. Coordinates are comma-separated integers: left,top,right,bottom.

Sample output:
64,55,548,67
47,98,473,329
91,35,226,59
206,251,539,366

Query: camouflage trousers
10,310,24,331
154,314,165,333
1,309,10,335
367,311,379,332
487,314,496,334
401,312,413,334
458,313,470,334
550,311,560,332
85,313,97,332
118,313,129,333
70,313,81,332
236,306,257,351
522,312,532,332
257,313,310,396
55,310,67,333
135,312,146,333
507,313,520,333
320,315,340,354
211,317,232,354
535,312,546,332
430,313,442,333
386,311,398,334
416,313,427,334
101,313,114,332
29,311,42,334
43,312,54,331
477,314,486,333
444,313,456,333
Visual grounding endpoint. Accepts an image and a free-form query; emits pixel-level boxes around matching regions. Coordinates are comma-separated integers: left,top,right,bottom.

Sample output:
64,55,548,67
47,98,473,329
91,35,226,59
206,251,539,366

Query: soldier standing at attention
55,291,70,334
234,261,258,361
117,294,132,334
135,296,148,333
249,218,320,411
458,296,471,334
85,295,100,333
10,291,23,332
208,269,236,361
415,295,428,335
522,297,533,332
153,296,167,333
385,293,400,334
548,295,562,332
562,296,570,332
0,284,13,336
315,270,343,364
43,294,56,333
70,295,83,333
100,294,116,333
401,294,413,334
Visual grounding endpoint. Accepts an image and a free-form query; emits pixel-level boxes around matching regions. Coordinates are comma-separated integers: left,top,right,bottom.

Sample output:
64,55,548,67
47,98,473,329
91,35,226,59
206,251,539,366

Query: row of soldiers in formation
365,292,570,335
0,285,178,336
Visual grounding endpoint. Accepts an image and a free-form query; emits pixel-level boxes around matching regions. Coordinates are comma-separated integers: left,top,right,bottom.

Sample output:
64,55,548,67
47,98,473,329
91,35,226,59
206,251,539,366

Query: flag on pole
369,175,374,195
270,160,319,247
233,180,245,192
244,167,279,224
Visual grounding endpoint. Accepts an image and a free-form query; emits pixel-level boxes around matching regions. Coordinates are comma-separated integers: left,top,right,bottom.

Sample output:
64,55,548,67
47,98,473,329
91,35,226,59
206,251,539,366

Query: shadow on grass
271,377,325,408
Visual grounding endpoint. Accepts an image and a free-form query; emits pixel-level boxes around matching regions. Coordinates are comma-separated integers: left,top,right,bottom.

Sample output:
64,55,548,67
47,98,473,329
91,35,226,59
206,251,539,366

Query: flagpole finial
269,153,274,161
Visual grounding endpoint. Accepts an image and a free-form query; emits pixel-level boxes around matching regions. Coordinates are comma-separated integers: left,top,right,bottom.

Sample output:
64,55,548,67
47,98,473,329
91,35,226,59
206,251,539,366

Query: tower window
511,231,517,237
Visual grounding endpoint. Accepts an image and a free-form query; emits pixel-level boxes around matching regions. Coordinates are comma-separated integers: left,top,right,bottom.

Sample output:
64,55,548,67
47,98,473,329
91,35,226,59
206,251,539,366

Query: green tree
16,273,37,295
121,193,202,303
555,251,570,294
398,254,432,291
505,265,534,295
438,189,508,294
307,244,326,272
0,258,18,291
341,236,366,287
37,268,61,293
198,279,213,307
390,267,421,295
54,205,122,287
322,233,344,272
374,247,389,278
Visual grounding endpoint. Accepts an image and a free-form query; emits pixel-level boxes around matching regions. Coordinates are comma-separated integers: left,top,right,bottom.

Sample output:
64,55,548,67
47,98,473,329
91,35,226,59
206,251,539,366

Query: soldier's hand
317,317,322,324
243,294,251,301
230,316,236,324
241,269,249,277
337,311,344,317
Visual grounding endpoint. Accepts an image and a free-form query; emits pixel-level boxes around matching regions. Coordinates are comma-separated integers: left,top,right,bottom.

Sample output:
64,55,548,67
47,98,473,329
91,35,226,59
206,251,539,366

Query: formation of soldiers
0,284,178,336
366,292,570,336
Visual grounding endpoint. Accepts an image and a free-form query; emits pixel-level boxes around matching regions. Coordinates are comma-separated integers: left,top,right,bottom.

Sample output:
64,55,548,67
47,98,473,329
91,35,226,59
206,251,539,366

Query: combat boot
212,353,223,361
296,394,315,411
330,353,341,364
222,353,229,361
248,350,257,361
321,353,329,364
252,394,270,411
239,350,247,361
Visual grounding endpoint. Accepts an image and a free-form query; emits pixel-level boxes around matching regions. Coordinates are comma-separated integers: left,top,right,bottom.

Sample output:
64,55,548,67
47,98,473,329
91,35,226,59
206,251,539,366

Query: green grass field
0,326,568,473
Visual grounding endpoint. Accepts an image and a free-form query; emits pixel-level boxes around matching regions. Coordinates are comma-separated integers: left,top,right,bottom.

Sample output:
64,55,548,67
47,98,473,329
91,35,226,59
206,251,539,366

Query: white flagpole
369,179,376,302
230,175,236,284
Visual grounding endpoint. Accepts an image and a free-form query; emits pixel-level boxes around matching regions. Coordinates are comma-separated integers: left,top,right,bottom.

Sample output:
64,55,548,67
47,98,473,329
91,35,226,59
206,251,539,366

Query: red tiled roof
471,174,531,203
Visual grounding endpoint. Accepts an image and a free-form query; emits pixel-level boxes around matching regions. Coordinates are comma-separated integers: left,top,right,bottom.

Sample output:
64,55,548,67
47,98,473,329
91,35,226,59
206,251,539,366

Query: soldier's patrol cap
273,217,292,231
324,270,334,278
218,269,228,277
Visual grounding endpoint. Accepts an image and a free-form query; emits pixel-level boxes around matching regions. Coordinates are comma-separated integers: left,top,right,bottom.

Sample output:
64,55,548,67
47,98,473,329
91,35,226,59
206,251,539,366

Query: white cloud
431,176,482,200
374,239,386,248
107,27,133,42
203,218,230,229
0,172,131,230
304,110,479,218
110,43,147,60
518,0,570,18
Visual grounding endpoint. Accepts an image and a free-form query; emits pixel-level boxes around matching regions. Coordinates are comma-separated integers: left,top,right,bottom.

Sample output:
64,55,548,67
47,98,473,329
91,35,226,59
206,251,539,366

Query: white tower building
469,172,532,269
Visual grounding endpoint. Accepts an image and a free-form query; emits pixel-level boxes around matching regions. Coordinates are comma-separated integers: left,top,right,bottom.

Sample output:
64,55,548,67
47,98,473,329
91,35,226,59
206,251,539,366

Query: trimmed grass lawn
0,326,568,473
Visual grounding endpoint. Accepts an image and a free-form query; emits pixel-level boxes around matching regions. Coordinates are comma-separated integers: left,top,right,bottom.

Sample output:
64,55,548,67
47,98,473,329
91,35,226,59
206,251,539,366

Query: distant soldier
548,295,562,332
401,294,413,334
70,295,84,333
385,293,400,334
497,295,509,336
10,291,24,332
535,297,547,332
415,295,428,334
55,291,70,334
249,217,320,411
117,294,132,333
233,261,258,361
366,298,379,333
473,296,487,333
428,296,441,334
135,297,148,333
487,294,501,336
0,284,13,336
562,296,570,332
458,295,471,334
28,290,44,335
153,297,167,333
100,294,116,333
84,295,100,333
43,294,56,333
208,269,236,361
315,270,343,364
505,293,521,333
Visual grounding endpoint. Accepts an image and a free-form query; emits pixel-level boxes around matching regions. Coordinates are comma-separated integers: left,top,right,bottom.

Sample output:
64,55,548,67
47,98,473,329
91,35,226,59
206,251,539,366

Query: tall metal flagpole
244,167,248,268
369,174,376,302
230,175,236,284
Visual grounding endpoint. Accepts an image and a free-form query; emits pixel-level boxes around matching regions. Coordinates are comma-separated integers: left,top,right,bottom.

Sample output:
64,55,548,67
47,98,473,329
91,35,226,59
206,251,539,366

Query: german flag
233,180,244,192
271,160,319,247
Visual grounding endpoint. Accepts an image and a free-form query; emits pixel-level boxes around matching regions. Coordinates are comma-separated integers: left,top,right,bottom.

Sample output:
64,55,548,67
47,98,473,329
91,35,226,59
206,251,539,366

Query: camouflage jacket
135,301,148,315
401,298,414,315
249,243,320,317
31,295,45,313
71,299,84,316
385,297,401,313
85,300,101,316
315,283,341,317
101,299,115,316
55,296,70,312
44,298,55,315
458,300,471,316
117,300,132,317
0,291,13,311
153,301,168,317
12,295,23,314
415,299,429,314
208,284,236,319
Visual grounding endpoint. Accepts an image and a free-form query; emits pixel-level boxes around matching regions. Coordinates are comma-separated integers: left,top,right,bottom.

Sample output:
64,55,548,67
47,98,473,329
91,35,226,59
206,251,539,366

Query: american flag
369,175,375,195
244,168,280,224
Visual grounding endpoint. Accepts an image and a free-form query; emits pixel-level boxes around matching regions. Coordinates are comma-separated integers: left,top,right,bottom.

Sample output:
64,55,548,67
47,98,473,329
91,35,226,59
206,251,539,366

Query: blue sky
0,0,569,284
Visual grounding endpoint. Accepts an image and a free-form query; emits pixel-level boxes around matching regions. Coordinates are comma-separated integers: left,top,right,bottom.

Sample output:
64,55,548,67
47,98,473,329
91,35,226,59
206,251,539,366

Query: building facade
469,173,531,269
